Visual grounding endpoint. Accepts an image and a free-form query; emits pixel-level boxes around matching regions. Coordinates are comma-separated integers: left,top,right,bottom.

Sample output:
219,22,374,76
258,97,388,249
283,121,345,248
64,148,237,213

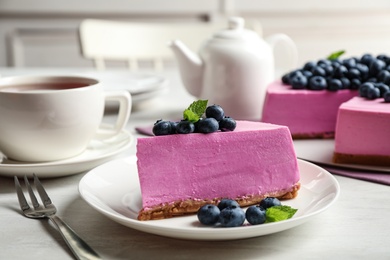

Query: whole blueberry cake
262,52,390,139
136,103,300,220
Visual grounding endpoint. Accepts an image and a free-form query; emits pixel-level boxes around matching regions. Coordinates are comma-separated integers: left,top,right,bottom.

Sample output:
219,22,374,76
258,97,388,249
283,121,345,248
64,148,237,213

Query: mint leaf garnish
183,100,208,122
265,205,297,223
327,50,346,60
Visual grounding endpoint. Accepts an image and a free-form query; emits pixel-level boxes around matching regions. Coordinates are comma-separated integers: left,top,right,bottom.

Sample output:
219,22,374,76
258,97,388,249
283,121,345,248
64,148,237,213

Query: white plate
294,139,390,173
83,71,168,95
0,130,133,178
88,72,169,106
130,86,168,104
79,158,340,241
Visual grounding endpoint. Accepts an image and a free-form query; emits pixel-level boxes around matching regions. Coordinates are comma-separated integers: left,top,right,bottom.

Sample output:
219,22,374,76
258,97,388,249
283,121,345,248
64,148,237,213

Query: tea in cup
0,75,131,162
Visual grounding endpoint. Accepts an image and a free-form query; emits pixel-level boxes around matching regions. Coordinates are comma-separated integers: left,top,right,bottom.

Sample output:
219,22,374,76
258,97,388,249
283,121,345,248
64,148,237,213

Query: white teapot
170,17,298,120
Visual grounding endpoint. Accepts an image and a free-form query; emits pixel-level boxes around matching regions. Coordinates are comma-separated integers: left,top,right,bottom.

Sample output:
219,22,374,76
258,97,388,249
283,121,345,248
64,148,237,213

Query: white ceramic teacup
0,75,132,162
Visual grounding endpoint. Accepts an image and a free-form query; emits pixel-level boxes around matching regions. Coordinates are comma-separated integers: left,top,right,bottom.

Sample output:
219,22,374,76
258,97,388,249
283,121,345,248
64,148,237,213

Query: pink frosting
136,121,300,209
261,81,357,135
335,97,390,156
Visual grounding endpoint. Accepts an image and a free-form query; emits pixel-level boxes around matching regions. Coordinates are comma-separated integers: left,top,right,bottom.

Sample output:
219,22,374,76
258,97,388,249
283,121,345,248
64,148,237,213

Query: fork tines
14,174,53,211
14,174,101,259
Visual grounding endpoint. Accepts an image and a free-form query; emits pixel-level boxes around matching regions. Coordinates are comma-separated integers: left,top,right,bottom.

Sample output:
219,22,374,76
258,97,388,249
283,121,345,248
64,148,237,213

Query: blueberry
383,74,390,85
376,54,389,64
317,59,332,66
359,82,375,98
197,204,220,225
360,53,375,66
196,118,219,133
333,65,348,78
152,120,172,136
366,87,380,100
323,65,334,76
309,76,327,90
302,70,313,78
281,73,290,84
194,118,202,132
327,78,343,91
218,199,240,211
340,77,351,89
374,83,390,97
311,66,327,77
245,205,266,225
369,59,386,77
290,74,308,89
376,70,390,83
342,58,357,69
169,121,178,134
259,197,282,209
176,120,195,134
219,206,245,227
350,78,361,90
287,69,303,82
205,105,225,121
384,91,390,102
347,68,361,80
366,77,377,83
303,61,316,71
219,117,236,132
331,59,342,68
356,63,369,80
317,60,333,75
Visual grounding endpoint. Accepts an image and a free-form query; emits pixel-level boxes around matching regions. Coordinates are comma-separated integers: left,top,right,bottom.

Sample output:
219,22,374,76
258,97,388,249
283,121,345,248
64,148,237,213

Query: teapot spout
169,40,203,97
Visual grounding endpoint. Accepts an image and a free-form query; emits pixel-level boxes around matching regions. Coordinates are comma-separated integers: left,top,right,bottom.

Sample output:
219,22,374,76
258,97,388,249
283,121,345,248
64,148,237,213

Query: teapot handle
265,33,298,79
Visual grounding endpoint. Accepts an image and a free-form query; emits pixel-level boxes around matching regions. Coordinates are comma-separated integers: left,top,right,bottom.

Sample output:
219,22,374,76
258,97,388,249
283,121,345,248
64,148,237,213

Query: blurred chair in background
78,18,263,71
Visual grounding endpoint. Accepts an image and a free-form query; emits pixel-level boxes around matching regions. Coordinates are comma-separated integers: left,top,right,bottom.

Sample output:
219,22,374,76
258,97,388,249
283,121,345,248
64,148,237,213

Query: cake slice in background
333,96,390,166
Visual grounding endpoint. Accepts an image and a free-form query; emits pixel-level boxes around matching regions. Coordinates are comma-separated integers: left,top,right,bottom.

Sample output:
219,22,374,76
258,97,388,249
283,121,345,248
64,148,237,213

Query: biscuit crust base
138,182,301,221
333,153,390,167
292,132,334,140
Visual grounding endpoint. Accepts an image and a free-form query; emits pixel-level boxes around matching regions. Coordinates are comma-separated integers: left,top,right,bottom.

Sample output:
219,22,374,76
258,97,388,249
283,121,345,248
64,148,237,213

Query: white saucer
79,158,340,241
0,130,133,178
294,139,390,173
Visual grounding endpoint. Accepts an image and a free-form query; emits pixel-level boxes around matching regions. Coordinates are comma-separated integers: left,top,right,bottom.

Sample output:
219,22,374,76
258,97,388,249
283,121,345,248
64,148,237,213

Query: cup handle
95,90,132,140
265,33,299,79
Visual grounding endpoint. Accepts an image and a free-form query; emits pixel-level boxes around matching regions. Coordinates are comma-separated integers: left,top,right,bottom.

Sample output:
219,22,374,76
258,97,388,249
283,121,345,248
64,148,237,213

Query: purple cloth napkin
135,125,154,136
321,165,390,186
135,125,390,186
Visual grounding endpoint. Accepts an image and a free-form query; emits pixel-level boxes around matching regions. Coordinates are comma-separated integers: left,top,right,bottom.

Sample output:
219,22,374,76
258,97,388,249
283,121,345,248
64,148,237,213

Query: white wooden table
0,67,389,260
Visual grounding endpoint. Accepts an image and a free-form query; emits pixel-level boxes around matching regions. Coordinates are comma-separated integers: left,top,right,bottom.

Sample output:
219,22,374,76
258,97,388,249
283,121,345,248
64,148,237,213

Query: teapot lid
213,17,259,41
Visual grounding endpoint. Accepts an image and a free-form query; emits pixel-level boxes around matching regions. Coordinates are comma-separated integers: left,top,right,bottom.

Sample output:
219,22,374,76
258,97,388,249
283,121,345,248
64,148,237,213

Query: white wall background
1,0,390,68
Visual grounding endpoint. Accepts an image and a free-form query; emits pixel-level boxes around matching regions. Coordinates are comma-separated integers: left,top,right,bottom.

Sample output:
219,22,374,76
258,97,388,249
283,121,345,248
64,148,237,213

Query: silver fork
14,174,101,260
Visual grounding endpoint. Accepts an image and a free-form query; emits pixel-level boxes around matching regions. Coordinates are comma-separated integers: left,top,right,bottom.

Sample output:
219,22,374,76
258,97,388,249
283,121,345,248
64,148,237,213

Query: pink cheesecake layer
261,81,357,137
137,121,300,212
334,97,390,156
